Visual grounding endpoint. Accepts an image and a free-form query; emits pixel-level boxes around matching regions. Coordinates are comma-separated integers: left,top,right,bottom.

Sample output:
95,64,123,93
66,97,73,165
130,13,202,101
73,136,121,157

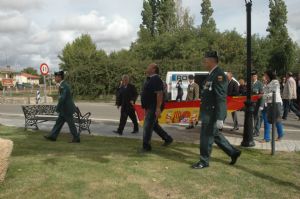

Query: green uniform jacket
252,80,264,107
186,82,200,101
201,66,228,122
56,81,76,116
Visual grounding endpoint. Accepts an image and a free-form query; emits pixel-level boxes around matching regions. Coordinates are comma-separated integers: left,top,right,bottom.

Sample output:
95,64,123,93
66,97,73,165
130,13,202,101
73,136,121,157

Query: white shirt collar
58,80,64,87
149,74,158,78
209,65,218,75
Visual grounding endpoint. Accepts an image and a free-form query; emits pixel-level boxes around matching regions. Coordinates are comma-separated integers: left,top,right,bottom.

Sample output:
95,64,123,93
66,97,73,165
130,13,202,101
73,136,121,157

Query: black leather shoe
131,130,139,134
113,130,122,135
44,135,56,141
230,150,241,165
186,125,194,129
162,137,173,146
230,127,239,131
138,147,152,153
191,161,209,169
253,132,260,137
69,139,80,143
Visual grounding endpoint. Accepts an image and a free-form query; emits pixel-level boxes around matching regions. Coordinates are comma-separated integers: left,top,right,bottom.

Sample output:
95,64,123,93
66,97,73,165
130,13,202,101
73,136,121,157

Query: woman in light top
260,70,284,143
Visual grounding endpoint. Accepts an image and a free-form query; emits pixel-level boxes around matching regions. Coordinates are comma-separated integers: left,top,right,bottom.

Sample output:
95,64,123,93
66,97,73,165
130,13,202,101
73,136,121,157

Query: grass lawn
0,125,300,199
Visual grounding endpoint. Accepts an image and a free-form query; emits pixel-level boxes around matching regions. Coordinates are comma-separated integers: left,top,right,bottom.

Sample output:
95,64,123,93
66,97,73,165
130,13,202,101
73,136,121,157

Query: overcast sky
0,0,299,72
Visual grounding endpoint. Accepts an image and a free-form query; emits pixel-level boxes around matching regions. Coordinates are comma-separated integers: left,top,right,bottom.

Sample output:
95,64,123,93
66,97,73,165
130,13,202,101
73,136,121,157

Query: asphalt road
0,103,299,142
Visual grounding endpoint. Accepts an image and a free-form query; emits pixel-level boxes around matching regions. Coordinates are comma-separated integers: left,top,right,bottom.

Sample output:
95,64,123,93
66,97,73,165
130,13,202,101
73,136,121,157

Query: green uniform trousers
200,118,237,165
50,114,79,140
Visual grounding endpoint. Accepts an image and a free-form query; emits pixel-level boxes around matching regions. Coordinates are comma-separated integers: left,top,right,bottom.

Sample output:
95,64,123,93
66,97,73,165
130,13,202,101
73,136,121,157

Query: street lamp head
245,0,252,7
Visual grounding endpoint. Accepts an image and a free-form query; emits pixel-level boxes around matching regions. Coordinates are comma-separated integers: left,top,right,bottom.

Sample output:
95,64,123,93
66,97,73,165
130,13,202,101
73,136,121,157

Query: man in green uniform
186,75,200,129
251,70,264,137
44,71,80,143
192,51,241,169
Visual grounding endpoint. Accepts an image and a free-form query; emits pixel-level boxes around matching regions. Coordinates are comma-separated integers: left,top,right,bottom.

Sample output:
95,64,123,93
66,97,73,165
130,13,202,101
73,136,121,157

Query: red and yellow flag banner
134,95,261,124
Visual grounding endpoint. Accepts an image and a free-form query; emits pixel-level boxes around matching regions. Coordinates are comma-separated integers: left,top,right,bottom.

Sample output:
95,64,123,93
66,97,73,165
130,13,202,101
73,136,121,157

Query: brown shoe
259,139,270,143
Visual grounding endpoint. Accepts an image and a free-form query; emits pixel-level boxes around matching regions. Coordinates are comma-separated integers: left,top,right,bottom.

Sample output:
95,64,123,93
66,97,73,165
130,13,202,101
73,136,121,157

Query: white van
165,71,239,101
166,71,209,101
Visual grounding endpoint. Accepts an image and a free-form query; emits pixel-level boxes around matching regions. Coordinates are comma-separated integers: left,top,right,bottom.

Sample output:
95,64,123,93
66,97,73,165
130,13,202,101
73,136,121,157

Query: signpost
1,78,14,96
40,63,49,103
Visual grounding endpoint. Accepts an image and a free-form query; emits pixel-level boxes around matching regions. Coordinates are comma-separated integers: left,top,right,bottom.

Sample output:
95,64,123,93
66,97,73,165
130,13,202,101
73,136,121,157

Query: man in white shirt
282,72,300,120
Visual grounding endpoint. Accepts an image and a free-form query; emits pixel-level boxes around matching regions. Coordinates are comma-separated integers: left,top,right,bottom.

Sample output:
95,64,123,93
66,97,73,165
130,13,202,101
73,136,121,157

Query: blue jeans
262,110,284,141
142,108,172,149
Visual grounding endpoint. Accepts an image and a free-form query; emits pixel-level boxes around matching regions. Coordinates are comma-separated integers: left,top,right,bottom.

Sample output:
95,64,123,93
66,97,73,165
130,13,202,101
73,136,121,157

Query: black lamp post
241,0,255,147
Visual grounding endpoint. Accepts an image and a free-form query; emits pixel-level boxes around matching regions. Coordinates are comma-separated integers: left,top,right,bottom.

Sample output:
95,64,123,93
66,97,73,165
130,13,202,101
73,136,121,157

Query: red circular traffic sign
40,63,49,76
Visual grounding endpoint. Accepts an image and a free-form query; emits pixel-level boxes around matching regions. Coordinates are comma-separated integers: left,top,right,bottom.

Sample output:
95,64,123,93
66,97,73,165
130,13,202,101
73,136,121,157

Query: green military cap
188,74,194,80
205,51,219,62
251,70,258,75
205,51,219,59
54,71,64,76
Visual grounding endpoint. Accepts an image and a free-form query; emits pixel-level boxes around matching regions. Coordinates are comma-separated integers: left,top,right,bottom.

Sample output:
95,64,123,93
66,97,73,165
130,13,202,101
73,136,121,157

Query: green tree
21,67,38,75
58,34,108,98
157,0,177,34
200,0,216,34
267,0,296,76
141,0,159,37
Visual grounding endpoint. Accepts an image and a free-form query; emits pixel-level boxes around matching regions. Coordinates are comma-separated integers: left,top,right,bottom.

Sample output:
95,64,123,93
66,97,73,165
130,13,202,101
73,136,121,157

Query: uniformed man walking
251,70,264,137
186,75,200,129
192,51,241,169
44,71,80,143
114,75,139,135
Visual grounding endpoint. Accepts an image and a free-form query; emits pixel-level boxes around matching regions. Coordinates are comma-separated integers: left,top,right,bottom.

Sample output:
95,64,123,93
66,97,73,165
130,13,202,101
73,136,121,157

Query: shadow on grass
213,157,300,191
2,125,300,191
2,127,197,166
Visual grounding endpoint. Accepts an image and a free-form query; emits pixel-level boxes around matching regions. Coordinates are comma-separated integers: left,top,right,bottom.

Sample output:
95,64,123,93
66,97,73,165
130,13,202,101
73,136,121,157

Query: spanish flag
134,95,261,124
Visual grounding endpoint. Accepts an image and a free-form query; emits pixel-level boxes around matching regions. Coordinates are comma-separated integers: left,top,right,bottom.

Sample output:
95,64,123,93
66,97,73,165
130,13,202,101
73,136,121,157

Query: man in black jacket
227,72,239,131
114,75,139,135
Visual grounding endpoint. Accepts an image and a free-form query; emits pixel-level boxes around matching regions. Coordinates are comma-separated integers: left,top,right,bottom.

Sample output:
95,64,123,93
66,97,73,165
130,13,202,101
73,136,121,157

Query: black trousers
176,95,183,102
283,99,300,119
49,114,79,140
118,105,139,133
231,111,239,129
143,108,172,149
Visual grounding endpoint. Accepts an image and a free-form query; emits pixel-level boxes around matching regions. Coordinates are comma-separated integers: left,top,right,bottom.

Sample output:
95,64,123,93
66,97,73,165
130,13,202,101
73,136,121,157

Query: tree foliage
58,0,299,99
267,0,296,76
21,67,38,76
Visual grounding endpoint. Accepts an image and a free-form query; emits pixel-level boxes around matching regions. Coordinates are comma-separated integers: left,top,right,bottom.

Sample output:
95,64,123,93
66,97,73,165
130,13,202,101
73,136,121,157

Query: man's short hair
287,72,293,77
150,63,159,75
122,74,129,80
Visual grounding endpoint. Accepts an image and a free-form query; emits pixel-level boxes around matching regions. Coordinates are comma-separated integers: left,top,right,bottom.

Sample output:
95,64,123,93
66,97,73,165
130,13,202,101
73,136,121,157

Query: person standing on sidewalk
113,75,139,135
186,75,200,129
251,70,264,137
44,71,80,143
140,63,173,152
191,51,241,169
227,72,240,131
260,70,284,142
282,72,300,120
176,80,184,102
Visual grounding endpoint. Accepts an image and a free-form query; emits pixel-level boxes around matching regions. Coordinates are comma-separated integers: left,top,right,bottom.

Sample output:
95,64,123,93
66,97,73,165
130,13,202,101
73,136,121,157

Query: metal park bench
21,105,92,134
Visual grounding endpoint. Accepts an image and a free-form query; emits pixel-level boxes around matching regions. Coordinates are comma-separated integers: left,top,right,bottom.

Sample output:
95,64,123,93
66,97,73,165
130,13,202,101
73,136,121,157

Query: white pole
44,75,47,103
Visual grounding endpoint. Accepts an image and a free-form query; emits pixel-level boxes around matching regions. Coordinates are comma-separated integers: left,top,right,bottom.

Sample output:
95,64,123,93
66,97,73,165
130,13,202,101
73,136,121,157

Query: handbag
266,102,281,124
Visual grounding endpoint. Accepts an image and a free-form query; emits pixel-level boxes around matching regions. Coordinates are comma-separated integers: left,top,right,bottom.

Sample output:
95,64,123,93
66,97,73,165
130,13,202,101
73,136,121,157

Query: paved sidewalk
0,114,299,152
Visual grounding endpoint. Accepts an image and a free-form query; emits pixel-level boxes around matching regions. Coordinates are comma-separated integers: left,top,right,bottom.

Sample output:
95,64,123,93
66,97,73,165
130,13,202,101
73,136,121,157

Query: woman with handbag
260,70,284,143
